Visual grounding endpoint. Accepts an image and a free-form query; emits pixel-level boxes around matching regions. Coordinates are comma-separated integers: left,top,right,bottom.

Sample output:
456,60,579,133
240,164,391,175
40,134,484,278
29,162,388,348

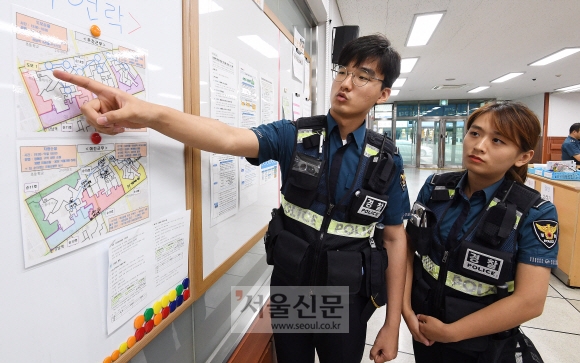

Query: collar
326,112,366,148
566,135,578,143
456,172,505,204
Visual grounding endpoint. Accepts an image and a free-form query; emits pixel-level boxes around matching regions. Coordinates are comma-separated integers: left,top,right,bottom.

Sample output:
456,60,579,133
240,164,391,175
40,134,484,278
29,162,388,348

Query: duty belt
281,196,376,238
422,255,514,297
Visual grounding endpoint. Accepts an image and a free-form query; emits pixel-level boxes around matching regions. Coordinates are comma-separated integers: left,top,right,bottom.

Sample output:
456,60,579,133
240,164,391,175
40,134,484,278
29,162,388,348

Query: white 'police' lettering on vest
462,249,503,280
357,195,387,219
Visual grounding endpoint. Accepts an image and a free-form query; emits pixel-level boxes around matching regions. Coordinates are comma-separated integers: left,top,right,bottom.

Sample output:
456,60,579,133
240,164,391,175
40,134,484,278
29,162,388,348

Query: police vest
407,171,546,352
264,115,396,306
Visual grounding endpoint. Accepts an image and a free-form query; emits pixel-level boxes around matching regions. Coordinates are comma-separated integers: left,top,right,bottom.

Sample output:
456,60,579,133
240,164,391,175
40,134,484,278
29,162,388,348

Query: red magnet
161,306,170,319
183,289,190,301
135,327,146,342
145,319,155,333
91,132,102,144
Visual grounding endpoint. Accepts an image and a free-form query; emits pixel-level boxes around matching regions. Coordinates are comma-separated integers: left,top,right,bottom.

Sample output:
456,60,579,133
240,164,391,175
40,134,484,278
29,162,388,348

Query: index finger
52,69,109,95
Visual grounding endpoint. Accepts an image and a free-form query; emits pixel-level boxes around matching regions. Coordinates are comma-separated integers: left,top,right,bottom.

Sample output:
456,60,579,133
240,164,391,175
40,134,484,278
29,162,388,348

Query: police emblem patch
533,220,558,249
462,249,503,280
356,195,387,219
400,172,407,191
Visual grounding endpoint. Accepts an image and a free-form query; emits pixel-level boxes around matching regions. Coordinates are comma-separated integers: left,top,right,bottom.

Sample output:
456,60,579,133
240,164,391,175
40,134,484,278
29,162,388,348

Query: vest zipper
310,203,335,289
434,250,449,319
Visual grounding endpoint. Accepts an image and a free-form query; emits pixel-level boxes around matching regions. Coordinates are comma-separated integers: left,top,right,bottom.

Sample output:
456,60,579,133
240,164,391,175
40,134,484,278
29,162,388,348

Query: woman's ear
515,150,534,167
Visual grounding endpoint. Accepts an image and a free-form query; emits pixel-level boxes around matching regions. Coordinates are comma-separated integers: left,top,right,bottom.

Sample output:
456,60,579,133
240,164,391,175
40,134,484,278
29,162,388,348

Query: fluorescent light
238,35,279,58
390,89,400,96
400,58,418,73
555,84,580,92
468,86,490,93
491,72,524,83
406,12,445,47
529,48,580,66
199,0,223,14
391,78,407,88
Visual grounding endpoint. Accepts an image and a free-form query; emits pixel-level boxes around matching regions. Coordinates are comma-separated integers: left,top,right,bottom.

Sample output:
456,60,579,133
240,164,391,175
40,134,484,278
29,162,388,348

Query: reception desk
526,173,580,287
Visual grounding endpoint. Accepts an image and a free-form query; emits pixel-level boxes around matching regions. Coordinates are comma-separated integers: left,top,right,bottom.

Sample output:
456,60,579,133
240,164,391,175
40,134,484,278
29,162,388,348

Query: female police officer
402,101,558,362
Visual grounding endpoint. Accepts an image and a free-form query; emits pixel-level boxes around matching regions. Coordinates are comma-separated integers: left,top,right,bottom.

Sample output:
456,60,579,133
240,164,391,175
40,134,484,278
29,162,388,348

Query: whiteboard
198,0,281,279
0,0,185,362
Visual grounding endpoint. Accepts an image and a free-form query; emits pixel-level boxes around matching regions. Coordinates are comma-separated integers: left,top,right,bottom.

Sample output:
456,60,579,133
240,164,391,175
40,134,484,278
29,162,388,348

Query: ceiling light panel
406,12,445,47
391,78,407,88
400,58,418,73
529,48,580,66
555,84,580,92
390,89,400,96
491,72,524,83
468,86,490,93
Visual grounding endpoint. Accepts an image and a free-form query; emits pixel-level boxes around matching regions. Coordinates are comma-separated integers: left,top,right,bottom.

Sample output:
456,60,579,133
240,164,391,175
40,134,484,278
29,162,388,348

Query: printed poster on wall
292,93,302,121
209,47,238,127
292,48,304,82
210,153,239,226
260,73,275,124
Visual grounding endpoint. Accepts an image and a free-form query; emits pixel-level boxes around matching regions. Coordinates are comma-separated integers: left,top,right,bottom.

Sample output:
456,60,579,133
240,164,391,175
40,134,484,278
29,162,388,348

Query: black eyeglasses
331,65,384,87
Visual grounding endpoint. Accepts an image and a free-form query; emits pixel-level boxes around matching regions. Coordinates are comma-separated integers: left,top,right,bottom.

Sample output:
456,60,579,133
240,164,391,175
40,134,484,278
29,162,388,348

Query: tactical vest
406,171,546,352
264,115,397,307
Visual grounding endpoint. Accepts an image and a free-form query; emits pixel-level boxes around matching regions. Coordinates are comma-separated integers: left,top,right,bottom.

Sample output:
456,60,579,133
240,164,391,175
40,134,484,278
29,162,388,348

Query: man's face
572,130,580,140
329,60,390,124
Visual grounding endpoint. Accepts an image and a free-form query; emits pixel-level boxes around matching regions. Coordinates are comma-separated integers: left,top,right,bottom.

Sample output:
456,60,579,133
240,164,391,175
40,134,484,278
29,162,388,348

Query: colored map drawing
19,52,145,131
24,151,147,250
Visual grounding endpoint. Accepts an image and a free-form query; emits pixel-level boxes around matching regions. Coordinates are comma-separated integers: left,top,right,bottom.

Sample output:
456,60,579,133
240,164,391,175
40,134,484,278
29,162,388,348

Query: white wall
547,92,580,136
514,93,545,134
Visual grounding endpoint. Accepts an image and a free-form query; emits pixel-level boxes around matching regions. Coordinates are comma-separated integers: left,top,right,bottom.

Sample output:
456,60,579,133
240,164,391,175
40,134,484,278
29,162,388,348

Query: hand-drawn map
14,7,147,133
18,140,150,267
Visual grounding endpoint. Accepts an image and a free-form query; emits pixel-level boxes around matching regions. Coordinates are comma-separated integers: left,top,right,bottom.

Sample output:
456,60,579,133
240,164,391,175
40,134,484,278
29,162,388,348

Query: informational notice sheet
209,48,238,126
294,27,305,55
210,153,239,226
239,156,258,210
282,94,291,120
292,93,302,121
260,160,278,185
107,210,190,334
292,48,304,82
302,99,312,118
239,62,259,128
13,6,148,135
17,138,150,267
303,59,311,100
260,74,275,124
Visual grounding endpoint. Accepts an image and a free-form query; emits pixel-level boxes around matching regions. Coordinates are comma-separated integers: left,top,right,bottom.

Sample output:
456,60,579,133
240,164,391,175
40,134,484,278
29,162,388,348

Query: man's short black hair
570,123,580,134
336,34,401,89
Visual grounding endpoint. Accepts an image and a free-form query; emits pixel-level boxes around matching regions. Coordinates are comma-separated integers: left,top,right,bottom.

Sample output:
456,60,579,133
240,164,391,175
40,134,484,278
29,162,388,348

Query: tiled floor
318,167,580,362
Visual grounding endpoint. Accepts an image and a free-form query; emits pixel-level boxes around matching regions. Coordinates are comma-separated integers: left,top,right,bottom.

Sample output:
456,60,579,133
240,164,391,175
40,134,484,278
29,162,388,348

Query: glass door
418,118,438,167
442,119,465,168
418,117,465,168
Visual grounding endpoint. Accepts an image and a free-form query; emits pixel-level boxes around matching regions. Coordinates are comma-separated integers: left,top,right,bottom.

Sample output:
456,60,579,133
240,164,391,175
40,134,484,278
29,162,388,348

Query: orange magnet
111,350,120,361
154,313,163,326
90,25,101,37
127,335,137,349
103,357,112,363
134,315,145,329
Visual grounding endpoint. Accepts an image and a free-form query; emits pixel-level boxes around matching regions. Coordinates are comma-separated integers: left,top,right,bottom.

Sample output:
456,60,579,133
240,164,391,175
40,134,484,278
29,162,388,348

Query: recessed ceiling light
406,12,445,47
390,89,400,96
529,48,580,66
400,58,419,73
555,84,580,92
392,78,407,88
468,86,490,93
491,72,524,83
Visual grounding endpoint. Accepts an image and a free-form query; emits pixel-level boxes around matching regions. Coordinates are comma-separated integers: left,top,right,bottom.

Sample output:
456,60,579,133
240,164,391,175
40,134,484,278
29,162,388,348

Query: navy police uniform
248,112,410,363
561,135,580,165
407,172,558,362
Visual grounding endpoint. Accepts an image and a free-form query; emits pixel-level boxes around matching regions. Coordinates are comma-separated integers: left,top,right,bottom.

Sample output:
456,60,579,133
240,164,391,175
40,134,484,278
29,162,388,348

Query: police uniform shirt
247,112,410,225
561,135,580,165
415,173,559,268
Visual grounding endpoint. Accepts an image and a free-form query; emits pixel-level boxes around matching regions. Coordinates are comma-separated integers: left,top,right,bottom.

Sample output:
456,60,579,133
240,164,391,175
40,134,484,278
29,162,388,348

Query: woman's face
463,113,532,181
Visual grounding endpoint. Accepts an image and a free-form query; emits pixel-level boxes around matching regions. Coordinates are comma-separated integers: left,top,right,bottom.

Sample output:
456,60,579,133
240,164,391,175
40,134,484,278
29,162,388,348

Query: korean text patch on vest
462,249,504,280
364,144,379,157
533,220,558,249
357,195,387,219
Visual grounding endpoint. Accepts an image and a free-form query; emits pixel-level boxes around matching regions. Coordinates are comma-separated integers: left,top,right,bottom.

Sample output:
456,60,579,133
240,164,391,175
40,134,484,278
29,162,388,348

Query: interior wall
547,92,580,137
513,93,545,134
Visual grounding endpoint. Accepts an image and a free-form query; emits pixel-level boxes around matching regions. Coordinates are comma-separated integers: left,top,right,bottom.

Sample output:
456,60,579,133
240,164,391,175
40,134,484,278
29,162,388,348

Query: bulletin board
0,0,191,362
189,0,313,300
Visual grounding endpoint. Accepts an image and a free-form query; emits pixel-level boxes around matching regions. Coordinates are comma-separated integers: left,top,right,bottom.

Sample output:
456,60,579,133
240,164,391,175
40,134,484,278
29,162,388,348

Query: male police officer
562,123,580,165
53,33,409,363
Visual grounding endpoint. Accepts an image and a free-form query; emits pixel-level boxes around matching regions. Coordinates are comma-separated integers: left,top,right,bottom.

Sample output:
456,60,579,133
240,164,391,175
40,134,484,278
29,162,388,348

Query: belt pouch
264,208,284,265
368,247,388,306
272,230,311,286
284,153,325,209
326,250,363,294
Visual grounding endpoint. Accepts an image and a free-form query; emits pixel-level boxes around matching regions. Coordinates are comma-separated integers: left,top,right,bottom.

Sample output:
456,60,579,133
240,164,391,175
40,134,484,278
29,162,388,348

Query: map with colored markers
18,140,150,267
14,10,147,133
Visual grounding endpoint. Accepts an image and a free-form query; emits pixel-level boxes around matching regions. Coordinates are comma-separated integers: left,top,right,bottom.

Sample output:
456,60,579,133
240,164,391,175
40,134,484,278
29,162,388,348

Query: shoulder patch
533,220,558,249
400,172,407,191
